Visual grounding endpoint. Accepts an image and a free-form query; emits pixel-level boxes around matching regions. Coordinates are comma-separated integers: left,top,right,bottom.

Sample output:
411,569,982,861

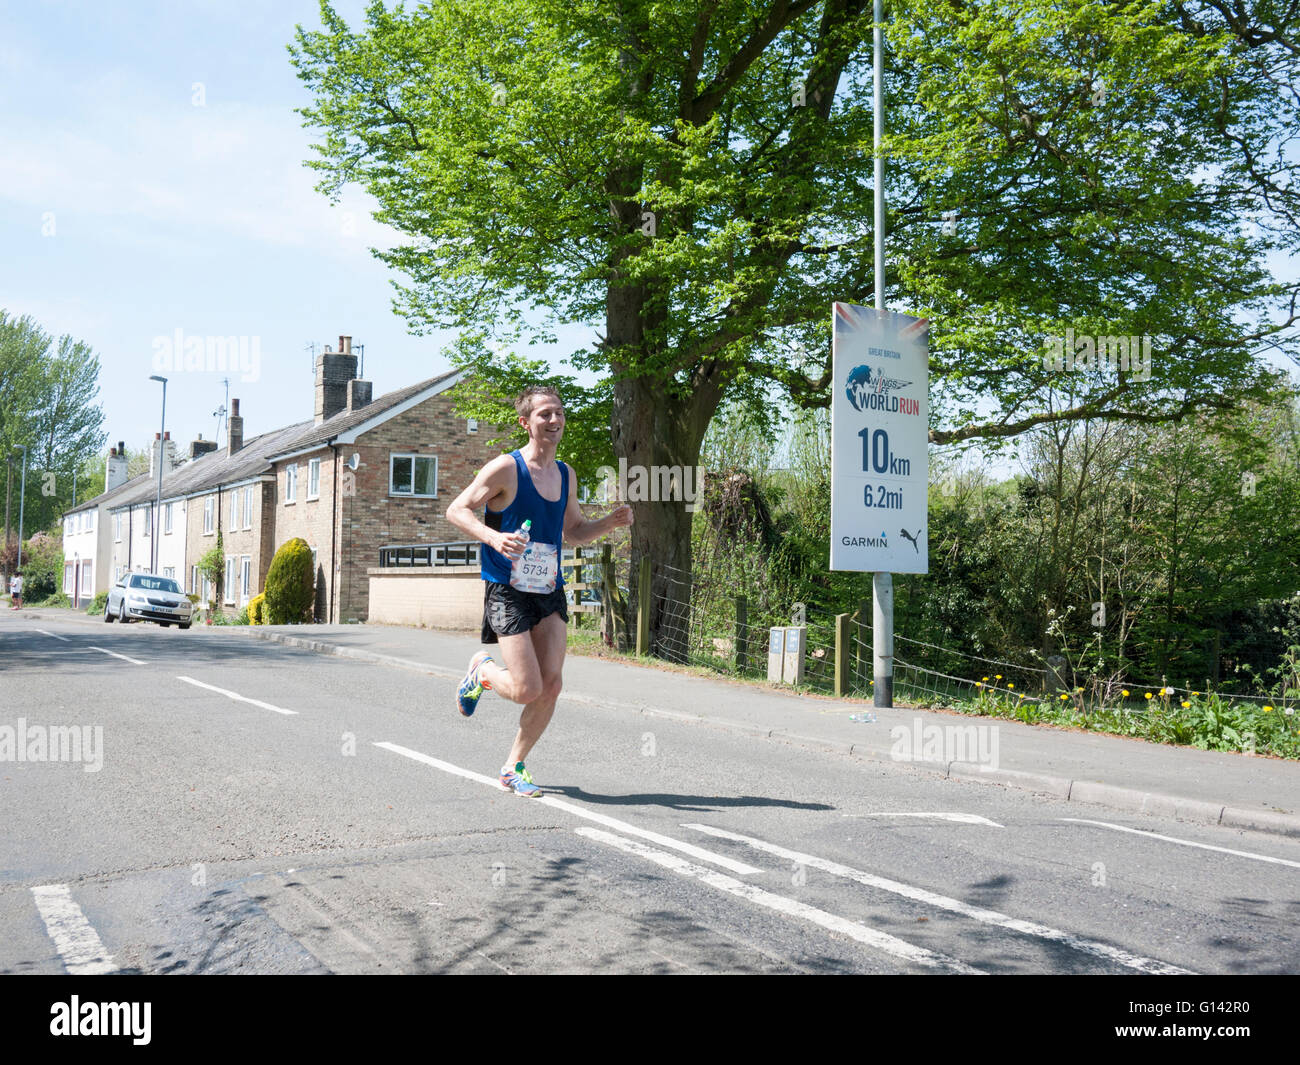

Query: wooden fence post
856,598,870,686
734,596,748,674
636,556,651,656
835,612,851,696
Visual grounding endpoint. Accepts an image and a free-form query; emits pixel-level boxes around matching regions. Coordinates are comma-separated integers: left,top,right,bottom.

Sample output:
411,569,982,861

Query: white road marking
576,827,984,975
30,884,117,975
1060,818,1300,869
34,629,70,642
175,676,298,715
374,741,760,876
88,645,146,665
847,812,1005,827
683,823,1194,975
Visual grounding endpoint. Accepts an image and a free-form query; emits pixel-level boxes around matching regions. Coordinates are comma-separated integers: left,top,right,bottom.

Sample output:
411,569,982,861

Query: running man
446,385,632,796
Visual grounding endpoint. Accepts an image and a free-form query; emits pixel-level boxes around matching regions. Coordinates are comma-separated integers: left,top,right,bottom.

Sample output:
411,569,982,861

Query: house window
225,556,236,604
81,562,93,595
307,458,321,500
204,495,214,534
244,485,254,529
87,510,95,533
467,419,478,434
64,563,73,593
144,507,152,537
286,464,298,504
231,489,239,529
190,565,199,595
115,513,122,542
390,454,438,498
164,502,173,535
240,557,251,605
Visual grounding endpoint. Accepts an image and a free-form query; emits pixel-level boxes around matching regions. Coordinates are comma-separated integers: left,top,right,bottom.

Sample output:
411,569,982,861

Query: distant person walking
446,385,632,796
10,570,23,609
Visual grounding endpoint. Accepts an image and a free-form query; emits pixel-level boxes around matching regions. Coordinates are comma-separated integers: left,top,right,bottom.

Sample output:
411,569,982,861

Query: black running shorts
481,581,569,644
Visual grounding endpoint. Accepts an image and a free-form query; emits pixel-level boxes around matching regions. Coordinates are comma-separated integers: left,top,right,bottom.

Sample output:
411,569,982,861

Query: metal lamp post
149,375,167,574
15,445,28,569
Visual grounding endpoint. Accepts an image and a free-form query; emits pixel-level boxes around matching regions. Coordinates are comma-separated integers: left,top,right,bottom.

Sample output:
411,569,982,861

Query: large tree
1,311,106,545
291,0,1298,652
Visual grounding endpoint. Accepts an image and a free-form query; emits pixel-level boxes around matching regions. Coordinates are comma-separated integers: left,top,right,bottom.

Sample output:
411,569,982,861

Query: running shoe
456,651,493,717
499,761,542,798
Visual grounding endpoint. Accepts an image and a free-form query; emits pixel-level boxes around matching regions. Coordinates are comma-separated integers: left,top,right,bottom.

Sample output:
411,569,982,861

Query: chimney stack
315,338,358,424
105,441,129,492
347,378,373,413
190,433,219,460
228,398,244,457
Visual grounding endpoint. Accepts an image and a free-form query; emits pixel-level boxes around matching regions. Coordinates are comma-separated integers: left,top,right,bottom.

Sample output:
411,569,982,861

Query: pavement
16,605,1300,839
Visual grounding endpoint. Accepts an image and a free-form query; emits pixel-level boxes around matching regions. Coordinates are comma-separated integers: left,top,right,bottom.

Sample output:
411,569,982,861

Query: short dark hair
515,385,563,419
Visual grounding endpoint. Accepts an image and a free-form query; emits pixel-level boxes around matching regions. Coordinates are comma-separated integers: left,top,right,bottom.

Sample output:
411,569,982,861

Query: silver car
105,573,193,628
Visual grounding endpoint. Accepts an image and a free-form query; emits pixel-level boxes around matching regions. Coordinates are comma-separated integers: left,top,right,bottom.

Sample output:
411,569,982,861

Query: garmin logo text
841,535,887,548
50,997,151,1045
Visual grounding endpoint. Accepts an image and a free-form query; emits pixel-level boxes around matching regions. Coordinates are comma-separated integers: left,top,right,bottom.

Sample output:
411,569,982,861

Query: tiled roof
100,370,461,512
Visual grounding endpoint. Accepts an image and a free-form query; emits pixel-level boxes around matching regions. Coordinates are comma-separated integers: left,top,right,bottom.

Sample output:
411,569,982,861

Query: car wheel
104,599,114,623
118,600,129,623
179,622,191,630
159,621,171,627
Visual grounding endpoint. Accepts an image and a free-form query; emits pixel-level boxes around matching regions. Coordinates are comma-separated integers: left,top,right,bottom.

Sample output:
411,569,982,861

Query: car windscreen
129,576,182,594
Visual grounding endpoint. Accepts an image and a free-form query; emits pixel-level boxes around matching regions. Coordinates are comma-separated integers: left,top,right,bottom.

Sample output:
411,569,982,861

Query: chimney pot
339,335,351,354
232,398,240,417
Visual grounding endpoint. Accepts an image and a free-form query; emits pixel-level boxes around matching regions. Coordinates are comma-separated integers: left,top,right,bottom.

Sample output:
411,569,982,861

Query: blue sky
0,0,599,459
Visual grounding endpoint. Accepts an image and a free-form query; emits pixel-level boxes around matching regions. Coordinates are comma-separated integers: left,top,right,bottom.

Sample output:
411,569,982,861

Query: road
2,613,1297,975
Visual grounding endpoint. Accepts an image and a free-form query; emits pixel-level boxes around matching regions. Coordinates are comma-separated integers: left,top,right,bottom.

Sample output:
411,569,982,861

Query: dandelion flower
982,676,989,682
1008,683,1015,689
1145,692,1153,700
1060,694,1068,701
976,682,984,689
1122,689,1130,697
1286,708,1295,716
995,674,1002,680
1181,701,1190,709
1263,706,1273,713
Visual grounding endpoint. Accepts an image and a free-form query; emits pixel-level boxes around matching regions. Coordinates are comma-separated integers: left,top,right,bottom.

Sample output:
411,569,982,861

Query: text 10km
858,428,912,477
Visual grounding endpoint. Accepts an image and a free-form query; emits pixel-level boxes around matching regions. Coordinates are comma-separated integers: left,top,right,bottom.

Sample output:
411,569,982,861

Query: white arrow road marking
576,827,984,974
34,629,70,642
1060,818,1300,869
88,646,146,665
375,741,759,875
846,812,1005,827
683,824,1194,975
176,676,297,715
31,884,117,975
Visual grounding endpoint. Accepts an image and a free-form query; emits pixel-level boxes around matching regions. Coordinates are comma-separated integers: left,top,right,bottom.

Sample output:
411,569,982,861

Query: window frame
244,485,254,530
307,458,321,500
389,453,438,499
285,464,298,505
224,556,236,605
203,495,214,535
164,501,173,535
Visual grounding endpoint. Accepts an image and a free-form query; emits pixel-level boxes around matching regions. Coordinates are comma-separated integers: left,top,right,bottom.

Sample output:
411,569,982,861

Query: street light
149,375,167,575
15,445,28,569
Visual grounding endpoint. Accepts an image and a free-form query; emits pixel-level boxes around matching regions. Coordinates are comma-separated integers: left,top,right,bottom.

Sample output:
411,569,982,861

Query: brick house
69,335,503,624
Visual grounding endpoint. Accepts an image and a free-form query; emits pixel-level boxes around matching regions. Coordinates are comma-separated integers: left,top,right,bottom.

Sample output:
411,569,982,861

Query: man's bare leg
505,613,566,767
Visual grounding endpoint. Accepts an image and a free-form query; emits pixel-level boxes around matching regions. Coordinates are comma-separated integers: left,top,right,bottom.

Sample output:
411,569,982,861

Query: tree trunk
610,372,719,660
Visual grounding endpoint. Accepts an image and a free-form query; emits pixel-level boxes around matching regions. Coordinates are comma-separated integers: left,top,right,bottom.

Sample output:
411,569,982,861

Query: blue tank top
481,450,569,587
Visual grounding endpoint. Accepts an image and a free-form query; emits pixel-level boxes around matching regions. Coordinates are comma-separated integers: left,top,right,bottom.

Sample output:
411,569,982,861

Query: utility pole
3,454,12,558
16,446,28,568
149,376,168,574
871,0,894,709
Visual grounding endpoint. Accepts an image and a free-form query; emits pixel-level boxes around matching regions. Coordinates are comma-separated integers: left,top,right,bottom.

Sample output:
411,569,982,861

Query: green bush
86,591,109,615
34,592,71,608
248,592,266,625
264,538,315,624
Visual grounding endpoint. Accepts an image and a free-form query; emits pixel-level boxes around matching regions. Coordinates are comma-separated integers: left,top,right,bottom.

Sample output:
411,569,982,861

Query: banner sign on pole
830,303,930,574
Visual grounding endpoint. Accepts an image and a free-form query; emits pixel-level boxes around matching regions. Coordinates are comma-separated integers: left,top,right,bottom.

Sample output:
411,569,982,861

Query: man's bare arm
562,463,633,546
446,455,528,559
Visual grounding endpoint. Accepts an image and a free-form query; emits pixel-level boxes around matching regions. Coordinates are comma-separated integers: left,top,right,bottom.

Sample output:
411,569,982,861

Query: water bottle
513,519,532,566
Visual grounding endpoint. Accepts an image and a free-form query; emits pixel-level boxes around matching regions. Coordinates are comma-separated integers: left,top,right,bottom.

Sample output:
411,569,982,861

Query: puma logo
899,528,922,553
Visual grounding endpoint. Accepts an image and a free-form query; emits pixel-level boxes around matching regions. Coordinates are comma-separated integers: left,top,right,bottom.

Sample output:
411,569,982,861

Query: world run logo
845,364,921,415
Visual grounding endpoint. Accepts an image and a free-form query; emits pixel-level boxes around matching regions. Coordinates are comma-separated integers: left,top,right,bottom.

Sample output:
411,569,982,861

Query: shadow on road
546,785,833,813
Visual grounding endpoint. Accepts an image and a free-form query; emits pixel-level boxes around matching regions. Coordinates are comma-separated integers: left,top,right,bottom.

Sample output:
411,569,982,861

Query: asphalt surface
2,609,1298,975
